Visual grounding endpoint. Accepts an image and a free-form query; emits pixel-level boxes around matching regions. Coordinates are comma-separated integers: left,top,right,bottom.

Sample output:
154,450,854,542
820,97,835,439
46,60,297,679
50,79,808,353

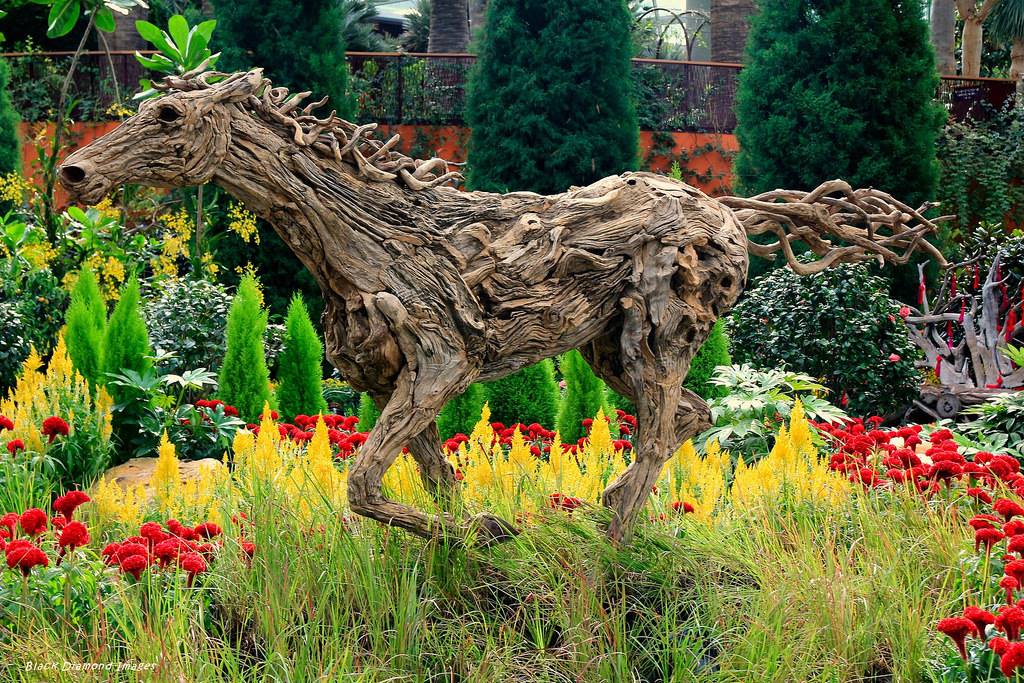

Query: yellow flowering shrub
0,172,32,204
226,203,259,244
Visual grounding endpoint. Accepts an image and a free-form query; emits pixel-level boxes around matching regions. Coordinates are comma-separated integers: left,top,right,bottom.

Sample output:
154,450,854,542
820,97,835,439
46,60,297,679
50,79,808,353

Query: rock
98,457,226,502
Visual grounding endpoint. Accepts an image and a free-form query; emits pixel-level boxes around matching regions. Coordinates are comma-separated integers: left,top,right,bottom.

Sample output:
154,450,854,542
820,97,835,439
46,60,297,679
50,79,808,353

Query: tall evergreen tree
436,383,486,438
0,58,20,176
465,0,638,195
212,0,352,118
65,267,107,387
101,278,152,397
483,359,558,428
276,294,327,421
218,275,272,422
556,350,606,444
734,0,944,208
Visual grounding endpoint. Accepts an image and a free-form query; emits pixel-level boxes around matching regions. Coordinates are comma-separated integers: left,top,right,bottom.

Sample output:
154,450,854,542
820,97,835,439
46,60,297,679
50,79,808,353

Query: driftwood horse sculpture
59,70,945,544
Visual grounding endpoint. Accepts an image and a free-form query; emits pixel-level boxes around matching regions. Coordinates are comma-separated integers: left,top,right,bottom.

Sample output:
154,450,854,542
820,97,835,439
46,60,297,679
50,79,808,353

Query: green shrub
556,350,606,443
357,392,381,431
101,278,152,398
275,294,327,421
484,360,559,428
10,268,69,357
144,278,231,375
218,275,272,423
727,262,921,417
465,0,637,194
0,301,30,391
0,58,20,176
64,266,107,386
960,392,1024,458
437,383,486,438
683,319,731,400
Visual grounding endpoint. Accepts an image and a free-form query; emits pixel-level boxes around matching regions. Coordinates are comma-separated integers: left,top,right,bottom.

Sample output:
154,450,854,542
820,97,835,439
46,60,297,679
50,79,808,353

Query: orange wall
24,121,738,198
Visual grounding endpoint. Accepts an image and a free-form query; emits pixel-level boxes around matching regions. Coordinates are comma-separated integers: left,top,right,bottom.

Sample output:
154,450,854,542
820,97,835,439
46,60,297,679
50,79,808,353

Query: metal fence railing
1,50,1017,133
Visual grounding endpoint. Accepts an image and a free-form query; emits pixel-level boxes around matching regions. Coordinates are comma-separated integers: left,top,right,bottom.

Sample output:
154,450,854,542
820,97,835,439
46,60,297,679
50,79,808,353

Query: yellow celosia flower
90,477,146,528
152,432,181,513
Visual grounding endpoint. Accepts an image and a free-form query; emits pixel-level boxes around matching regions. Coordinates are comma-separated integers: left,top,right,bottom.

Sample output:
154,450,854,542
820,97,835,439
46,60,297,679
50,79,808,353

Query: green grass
0,485,968,682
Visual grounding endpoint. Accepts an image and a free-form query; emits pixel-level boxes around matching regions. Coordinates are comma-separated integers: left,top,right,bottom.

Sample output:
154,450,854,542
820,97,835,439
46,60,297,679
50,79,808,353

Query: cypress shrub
683,320,732,400
101,278,152,396
484,360,558,428
437,383,487,438
213,0,352,118
64,267,107,387
275,294,327,421
357,392,381,431
465,0,638,195
0,58,19,177
556,350,606,443
218,275,272,422
734,0,943,206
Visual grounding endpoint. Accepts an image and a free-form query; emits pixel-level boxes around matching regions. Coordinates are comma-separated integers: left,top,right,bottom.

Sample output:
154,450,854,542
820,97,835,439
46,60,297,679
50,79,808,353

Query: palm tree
988,0,1024,90
710,0,756,64
428,0,469,53
931,0,958,74
956,0,1000,77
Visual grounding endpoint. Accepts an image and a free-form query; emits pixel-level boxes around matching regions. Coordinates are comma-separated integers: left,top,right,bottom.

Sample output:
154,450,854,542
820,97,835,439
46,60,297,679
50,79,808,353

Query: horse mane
153,70,462,191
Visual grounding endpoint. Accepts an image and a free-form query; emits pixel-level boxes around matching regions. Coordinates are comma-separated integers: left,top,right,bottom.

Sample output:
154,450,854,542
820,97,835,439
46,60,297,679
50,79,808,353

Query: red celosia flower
58,521,89,549
119,554,149,580
52,490,90,520
5,539,48,576
194,522,221,539
548,493,584,512
964,606,996,638
976,527,1006,553
101,543,121,566
241,540,255,558
40,416,70,442
18,508,47,536
970,514,1003,530
0,416,12,431
996,498,1024,522
180,552,207,586
967,487,994,505
1010,536,1024,555
154,538,184,566
1,513,18,532
6,440,24,454
671,501,695,514
938,616,977,660
1007,521,1024,538
997,606,1024,640
139,521,167,547
1002,641,1024,677
992,636,1012,655
1001,575,1019,603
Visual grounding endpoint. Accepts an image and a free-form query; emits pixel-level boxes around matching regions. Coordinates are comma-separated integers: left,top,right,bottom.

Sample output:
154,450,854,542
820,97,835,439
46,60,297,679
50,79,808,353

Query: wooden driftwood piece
905,256,1023,400
58,70,945,544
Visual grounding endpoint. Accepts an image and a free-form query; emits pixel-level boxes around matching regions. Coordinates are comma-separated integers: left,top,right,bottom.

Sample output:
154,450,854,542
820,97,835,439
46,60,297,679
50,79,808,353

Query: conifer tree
65,267,107,387
437,383,486,438
0,58,19,177
213,0,352,117
101,277,152,399
276,294,327,421
734,0,944,208
683,320,731,400
465,0,638,195
556,350,607,443
358,392,381,431
218,275,272,422
483,359,559,428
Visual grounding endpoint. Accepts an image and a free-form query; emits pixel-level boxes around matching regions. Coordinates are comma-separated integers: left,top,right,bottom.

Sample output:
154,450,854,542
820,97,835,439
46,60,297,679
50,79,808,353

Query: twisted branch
719,180,949,275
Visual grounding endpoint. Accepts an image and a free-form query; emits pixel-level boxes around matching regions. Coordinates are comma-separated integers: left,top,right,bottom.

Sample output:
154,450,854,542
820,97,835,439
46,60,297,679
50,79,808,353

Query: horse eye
157,106,182,123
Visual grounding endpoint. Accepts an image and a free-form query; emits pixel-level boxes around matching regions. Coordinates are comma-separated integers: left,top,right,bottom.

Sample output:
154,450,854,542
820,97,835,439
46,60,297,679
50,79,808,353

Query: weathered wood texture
59,70,944,544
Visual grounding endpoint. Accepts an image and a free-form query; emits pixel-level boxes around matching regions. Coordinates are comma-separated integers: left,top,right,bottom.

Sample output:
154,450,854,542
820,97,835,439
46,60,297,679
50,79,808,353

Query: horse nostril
60,165,87,184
